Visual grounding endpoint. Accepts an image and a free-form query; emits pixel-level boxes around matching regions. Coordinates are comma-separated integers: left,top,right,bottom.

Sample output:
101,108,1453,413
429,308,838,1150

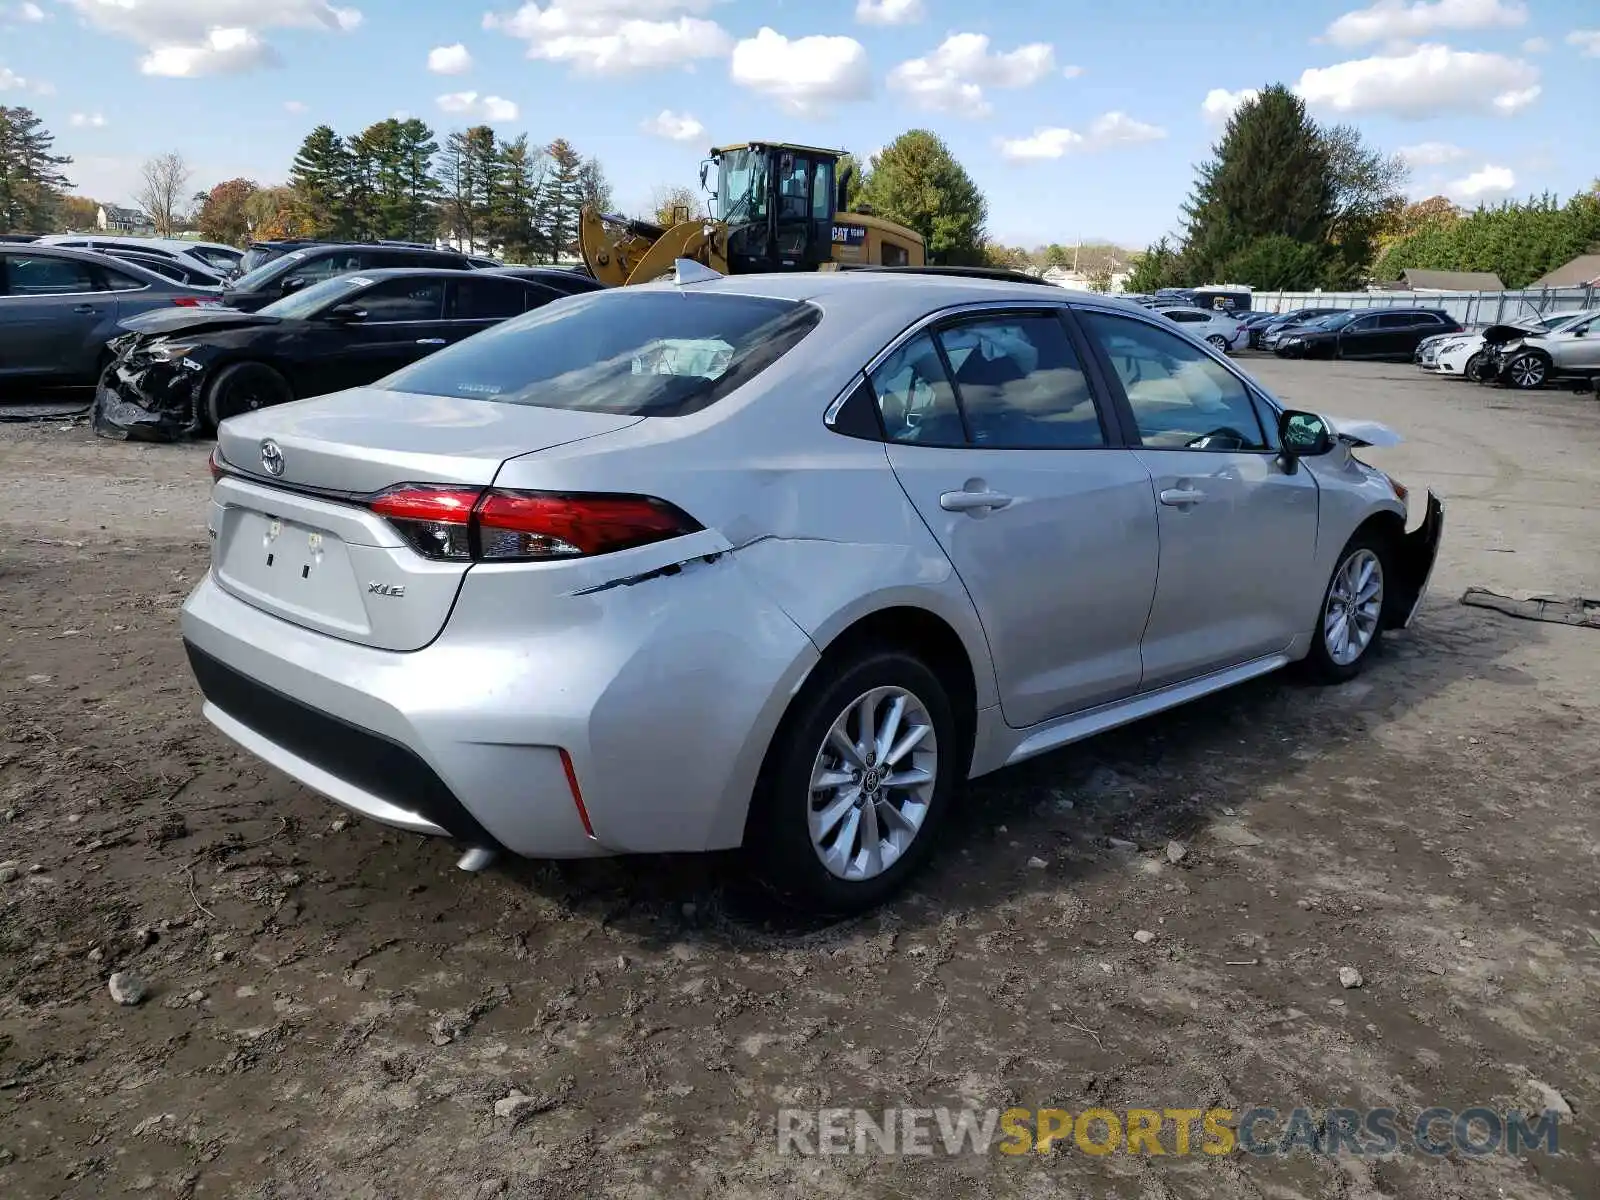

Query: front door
1337,313,1384,358
875,310,1160,728
317,275,450,394
0,252,108,379
1074,307,1320,689
1549,316,1600,372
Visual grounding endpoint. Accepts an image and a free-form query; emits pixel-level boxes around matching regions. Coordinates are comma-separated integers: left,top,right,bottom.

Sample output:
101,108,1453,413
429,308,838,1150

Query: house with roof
1528,255,1600,290
96,205,154,235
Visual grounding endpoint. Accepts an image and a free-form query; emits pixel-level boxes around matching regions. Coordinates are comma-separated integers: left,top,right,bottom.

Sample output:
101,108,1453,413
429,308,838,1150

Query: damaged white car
181,268,1443,913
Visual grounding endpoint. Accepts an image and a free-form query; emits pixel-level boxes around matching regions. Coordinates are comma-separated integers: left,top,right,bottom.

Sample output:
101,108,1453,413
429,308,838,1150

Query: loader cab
706,142,837,274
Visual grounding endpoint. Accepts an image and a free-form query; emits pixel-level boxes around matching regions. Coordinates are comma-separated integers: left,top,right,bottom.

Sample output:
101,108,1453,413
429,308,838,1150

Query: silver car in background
181,269,1443,913
0,244,222,385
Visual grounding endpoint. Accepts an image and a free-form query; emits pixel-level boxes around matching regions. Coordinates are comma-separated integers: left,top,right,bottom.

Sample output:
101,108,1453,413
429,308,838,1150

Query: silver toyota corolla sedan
181,267,1443,913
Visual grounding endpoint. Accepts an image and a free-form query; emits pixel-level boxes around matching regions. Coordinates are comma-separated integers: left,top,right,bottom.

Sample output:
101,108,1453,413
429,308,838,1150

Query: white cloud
69,112,107,127
284,99,308,113
1061,64,1083,78
855,0,922,25
484,1,731,74
1445,163,1515,201
18,2,46,20
1323,0,1526,46
0,63,53,92
640,109,703,141
141,28,277,76
730,27,871,114
436,91,520,121
1568,30,1600,57
65,0,361,75
1398,140,1468,165
1201,86,1260,123
428,43,473,74
887,33,1054,116
1000,111,1167,161
1293,44,1540,117
1520,36,1548,52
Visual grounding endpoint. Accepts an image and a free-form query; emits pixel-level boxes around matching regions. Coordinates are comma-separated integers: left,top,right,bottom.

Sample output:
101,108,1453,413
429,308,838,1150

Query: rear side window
452,276,533,320
381,291,821,417
101,267,152,291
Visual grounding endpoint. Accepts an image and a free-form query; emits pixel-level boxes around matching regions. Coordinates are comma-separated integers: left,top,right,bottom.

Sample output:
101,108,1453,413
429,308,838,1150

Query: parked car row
1414,308,1600,390
1265,309,1463,362
0,238,600,430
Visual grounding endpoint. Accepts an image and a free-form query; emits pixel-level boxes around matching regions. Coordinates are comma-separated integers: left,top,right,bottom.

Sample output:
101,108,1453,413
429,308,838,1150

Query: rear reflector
559,749,596,839
365,485,701,563
208,445,225,481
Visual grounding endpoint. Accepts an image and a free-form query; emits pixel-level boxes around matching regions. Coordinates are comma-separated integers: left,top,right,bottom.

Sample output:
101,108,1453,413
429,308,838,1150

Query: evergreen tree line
0,105,74,233
287,121,613,261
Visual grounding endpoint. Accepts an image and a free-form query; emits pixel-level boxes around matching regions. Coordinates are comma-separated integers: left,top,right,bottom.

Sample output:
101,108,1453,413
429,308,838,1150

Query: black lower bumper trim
184,640,502,850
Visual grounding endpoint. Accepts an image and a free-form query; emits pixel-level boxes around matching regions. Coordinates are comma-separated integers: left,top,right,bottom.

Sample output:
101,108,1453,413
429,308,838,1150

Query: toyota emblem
260,439,284,477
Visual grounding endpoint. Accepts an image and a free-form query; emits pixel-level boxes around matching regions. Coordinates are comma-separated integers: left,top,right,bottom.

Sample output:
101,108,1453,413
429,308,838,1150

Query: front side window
775,154,811,220
355,277,446,322
939,315,1105,448
1080,310,1266,452
1378,313,1417,329
2,255,98,296
715,148,769,224
192,247,241,271
381,290,819,417
1346,315,1379,332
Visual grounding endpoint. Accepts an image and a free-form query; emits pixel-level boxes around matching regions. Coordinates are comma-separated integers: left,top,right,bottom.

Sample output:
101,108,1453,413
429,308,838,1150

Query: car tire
1206,334,1229,352
205,362,294,430
1464,351,1488,383
744,646,961,915
1503,350,1550,390
1303,530,1391,684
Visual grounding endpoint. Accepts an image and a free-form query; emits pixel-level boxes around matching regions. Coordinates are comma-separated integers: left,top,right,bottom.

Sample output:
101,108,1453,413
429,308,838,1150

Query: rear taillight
171,296,220,308
366,486,701,563
209,445,225,481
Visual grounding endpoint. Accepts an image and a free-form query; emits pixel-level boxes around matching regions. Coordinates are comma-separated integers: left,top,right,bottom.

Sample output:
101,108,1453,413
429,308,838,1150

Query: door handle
73,304,96,314
415,338,447,345
1159,488,1206,506
940,489,1013,513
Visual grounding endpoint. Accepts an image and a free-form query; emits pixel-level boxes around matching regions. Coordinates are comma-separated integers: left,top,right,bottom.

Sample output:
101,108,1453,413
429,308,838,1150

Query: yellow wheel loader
579,142,926,287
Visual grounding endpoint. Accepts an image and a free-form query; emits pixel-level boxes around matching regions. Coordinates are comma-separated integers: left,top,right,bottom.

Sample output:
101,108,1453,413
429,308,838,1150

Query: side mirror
280,275,308,296
325,302,367,323
1278,409,1333,472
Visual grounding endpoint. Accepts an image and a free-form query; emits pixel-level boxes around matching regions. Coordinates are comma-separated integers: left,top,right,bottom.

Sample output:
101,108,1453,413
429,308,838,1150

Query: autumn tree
54,194,99,232
858,129,987,264
244,186,300,240
196,177,258,245
648,184,701,226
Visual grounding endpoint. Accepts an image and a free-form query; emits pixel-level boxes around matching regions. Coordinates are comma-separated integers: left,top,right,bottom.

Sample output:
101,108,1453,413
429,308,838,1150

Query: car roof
331,266,481,279
38,234,235,254
1,242,184,285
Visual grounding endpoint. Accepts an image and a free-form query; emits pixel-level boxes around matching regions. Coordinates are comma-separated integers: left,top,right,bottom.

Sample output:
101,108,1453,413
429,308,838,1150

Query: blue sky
2,0,1596,247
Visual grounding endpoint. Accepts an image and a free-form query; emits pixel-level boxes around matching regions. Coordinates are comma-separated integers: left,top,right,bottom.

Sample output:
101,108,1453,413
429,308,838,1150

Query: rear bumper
179,555,820,859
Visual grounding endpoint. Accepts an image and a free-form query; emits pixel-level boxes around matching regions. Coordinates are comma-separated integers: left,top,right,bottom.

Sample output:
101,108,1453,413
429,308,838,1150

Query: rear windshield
379,290,821,417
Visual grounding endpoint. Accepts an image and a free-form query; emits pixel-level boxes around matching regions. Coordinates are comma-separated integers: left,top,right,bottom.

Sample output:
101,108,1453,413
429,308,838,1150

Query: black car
221,242,474,311
1251,307,1344,349
1274,308,1461,361
485,265,604,295
92,268,569,440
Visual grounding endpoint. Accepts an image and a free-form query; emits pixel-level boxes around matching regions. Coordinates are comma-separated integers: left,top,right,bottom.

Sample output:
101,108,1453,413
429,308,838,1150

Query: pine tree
491,135,547,263
438,126,498,251
543,138,584,258
857,130,987,264
1181,85,1333,285
396,118,441,242
289,125,355,238
0,106,74,233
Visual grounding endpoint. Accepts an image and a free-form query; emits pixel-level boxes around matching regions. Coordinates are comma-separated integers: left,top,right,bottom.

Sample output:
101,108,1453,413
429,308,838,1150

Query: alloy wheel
1509,354,1546,389
1207,334,1228,351
1324,548,1383,667
807,686,938,882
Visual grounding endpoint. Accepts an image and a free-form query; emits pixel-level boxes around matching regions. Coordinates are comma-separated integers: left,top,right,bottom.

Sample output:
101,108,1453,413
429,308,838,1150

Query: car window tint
381,291,820,418
936,314,1105,448
1166,310,1205,323
1080,310,1266,452
356,277,446,321
295,252,364,284
101,267,151,290
191,248,239,270
4,255,98,295
1378,313,1416,329
453,276,530,320
869,331,965,445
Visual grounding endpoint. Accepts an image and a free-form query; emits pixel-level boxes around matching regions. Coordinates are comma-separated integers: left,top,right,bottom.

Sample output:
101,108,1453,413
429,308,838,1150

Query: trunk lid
210,387,643,650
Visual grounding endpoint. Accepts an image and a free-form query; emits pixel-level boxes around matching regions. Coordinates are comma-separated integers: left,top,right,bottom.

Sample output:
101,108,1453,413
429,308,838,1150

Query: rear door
877,307,1160,727
0,252,109,379
1074,306,1319,688
445,275,540,346
315,275,450,393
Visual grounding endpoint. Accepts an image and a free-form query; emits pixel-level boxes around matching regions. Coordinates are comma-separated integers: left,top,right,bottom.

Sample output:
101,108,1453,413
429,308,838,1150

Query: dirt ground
2,359,1599,1199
